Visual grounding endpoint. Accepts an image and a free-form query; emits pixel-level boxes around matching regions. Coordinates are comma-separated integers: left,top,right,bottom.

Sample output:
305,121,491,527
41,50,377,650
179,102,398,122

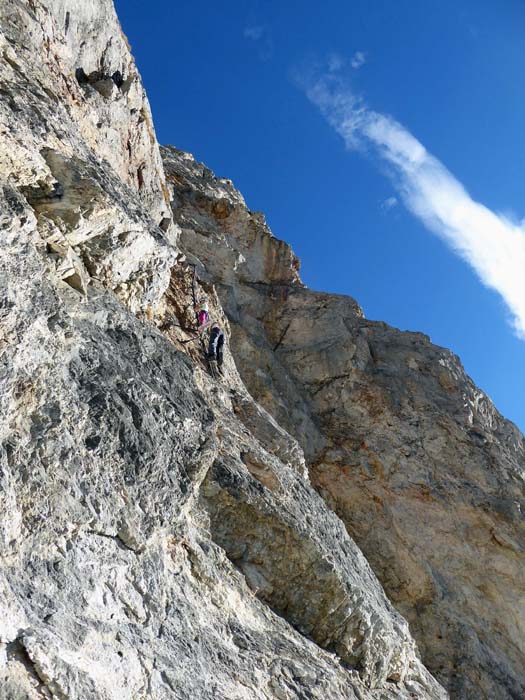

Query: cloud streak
303,73,525,337
381,196,398,211
350,51,366,69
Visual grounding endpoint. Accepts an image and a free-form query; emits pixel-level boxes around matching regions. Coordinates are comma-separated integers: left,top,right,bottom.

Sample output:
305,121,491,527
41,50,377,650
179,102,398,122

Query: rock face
164,147,525,700
0,2,448,699
1,2,522,700
0,0,176,316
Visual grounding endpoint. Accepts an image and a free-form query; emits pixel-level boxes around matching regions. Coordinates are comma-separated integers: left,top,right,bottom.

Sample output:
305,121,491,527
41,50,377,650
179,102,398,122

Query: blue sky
115,0,525,432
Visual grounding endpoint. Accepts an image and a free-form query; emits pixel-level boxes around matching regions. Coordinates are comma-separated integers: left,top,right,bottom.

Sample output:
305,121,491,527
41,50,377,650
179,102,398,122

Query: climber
208,323,225,371
197,300,210,333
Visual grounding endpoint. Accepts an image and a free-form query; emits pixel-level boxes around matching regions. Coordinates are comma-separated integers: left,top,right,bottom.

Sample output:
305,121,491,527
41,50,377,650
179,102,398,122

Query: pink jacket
198,310,209,328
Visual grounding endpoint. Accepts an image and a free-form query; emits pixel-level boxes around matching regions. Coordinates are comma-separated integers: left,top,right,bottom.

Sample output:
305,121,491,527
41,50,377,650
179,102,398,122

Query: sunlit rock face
164,145,525,700
0,0,177,316
0,2,447,699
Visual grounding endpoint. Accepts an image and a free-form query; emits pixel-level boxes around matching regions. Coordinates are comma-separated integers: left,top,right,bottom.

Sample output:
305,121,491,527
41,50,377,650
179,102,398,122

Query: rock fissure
5,636,53,699
84,529,139,554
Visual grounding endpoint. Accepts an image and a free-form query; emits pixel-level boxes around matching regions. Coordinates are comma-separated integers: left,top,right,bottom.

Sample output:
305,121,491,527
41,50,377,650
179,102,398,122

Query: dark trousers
208,328,224,367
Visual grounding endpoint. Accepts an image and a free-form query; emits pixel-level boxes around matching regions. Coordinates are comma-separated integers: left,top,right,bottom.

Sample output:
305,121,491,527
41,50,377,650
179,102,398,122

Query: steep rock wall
164,146,525,700
0,3,446,699
0,0,177,315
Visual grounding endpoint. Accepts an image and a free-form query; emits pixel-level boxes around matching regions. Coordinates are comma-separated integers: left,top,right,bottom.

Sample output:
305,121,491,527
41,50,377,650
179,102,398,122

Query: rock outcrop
1,2,523,699
164,146,525,700
0,2,448,699
0,0,176,315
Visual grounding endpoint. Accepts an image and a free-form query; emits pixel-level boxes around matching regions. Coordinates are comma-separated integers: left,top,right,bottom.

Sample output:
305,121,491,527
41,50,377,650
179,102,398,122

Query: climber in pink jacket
197,301,211,333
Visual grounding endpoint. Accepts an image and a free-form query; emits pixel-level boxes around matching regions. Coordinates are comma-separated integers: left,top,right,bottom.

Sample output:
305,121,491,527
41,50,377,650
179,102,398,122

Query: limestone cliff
0,2,446,699
0,2,521,700
163,147,525,700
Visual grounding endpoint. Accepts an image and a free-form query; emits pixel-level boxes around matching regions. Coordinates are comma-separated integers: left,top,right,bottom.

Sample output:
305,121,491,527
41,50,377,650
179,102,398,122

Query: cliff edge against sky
0,2,523,699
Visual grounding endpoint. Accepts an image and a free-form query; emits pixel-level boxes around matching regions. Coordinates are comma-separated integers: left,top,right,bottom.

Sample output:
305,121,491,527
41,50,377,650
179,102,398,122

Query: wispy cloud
351,51,366,69
302,71,525,337
381,196,398,211
243,23,274,61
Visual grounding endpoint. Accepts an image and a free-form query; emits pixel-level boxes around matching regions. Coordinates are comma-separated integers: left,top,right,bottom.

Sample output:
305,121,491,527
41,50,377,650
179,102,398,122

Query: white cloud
351,51,366,69
304,74,525,338
381,196,398,211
